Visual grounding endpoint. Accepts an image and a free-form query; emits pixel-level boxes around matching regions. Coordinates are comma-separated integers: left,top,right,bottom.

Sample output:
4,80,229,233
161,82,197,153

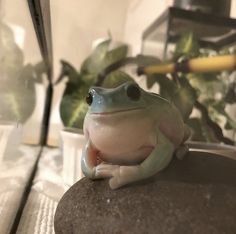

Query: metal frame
142,7,236,55
27,0,53,145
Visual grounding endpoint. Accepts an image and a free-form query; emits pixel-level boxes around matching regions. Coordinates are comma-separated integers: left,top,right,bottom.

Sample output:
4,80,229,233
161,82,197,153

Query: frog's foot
109,166,141,189
109,175,120,190
175,145,189,160
95,163,120,179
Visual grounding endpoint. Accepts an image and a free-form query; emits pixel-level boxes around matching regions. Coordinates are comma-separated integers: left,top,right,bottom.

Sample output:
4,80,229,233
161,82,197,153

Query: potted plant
142,31,236,147
58,38,133,130
59,32,236,149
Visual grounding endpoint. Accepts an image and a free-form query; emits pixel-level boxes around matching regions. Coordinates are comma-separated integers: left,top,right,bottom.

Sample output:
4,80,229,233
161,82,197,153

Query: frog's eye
126,84,141,101
86,92,93,105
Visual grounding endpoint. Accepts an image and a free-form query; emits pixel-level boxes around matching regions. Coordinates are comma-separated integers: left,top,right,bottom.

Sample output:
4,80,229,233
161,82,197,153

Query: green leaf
60,69,133,128
60,94,88,129
172,77,198,121
187,118,207,142
146,74,167,89
104,44,128,67
146,75,156,89
224,113,236,131
224,121,232,130
225,82,236,104
187,73,219,85
102,71,133,88
150,75,177,100
80,39,111,74
80,39,128,75
0,22,24,80
138,55,162,89
60,38,130,129
60,60,80,85
152,74,197,120
0,85,35,123
0,22,41,123
60,73,97,129
174,31,199,59
135,54,161,66
80,74,97,87
65,73,94,99
187,117,219,143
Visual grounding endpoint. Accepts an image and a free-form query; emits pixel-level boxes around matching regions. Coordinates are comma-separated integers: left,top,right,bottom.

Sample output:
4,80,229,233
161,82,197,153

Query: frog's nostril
86,92,93,105
126,84,141,101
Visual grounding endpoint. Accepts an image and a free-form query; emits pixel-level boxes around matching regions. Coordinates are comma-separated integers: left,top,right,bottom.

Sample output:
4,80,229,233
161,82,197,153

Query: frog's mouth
91,107,144,115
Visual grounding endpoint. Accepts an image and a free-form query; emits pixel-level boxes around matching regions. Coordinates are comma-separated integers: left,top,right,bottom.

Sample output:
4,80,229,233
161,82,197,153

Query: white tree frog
82,82,190,189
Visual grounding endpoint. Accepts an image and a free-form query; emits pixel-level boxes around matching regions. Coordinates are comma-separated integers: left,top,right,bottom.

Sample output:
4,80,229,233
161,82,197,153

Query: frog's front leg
81,141,119,179
95,163,120,178
109,131,175,189
81,140,98,178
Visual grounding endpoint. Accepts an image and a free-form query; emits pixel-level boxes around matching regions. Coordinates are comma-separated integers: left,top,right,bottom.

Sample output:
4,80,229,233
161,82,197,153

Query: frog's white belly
86,113,157,164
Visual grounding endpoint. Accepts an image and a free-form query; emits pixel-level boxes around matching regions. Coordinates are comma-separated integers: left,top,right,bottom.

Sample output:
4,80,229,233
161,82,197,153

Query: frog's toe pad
175,145,189,160
109,176,121,190
95,164,119,178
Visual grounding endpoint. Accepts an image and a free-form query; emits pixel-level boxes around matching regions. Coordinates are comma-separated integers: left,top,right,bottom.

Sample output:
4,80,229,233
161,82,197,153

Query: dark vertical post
27,0,53,145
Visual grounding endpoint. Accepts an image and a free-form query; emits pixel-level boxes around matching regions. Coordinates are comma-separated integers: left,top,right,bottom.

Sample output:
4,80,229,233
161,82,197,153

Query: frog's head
85,82,148,115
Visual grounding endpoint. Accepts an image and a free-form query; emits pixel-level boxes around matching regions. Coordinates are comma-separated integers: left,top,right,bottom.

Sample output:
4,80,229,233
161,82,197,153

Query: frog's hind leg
175,124,191,160
183,124,191,142
175,144,189,160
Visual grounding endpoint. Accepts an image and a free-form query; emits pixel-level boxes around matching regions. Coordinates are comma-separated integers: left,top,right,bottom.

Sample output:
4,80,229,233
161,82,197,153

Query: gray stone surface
54,151,236,234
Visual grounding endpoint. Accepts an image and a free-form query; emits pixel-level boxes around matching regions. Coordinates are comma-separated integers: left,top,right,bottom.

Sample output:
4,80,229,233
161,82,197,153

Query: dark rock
54,151,236,234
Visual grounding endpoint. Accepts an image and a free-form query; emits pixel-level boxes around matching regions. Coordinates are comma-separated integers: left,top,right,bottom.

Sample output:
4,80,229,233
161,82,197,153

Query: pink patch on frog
159,121,184,147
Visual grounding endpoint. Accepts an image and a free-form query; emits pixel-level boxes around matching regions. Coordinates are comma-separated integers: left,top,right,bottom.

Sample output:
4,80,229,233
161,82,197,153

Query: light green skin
82,82,190,189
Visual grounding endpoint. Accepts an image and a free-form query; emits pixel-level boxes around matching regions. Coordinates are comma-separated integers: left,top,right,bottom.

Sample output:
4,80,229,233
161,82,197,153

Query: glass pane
4,1,234,233
141,7,236,145
0,0,44,232
0,0,46,145
47,0,131,146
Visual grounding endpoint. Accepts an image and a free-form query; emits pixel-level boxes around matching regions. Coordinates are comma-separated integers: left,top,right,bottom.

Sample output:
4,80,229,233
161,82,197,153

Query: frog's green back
143,91,186,147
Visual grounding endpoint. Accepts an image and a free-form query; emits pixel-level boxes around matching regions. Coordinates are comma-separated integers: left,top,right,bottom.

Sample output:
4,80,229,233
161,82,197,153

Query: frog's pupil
86,92,93,105
126,84,141,101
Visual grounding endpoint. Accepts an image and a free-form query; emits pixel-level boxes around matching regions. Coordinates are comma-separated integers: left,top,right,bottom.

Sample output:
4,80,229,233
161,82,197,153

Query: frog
82,81,190,189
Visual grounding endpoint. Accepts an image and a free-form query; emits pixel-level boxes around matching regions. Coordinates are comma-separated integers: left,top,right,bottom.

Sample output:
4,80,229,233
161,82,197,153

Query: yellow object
144,63,175,74
142,54,236,75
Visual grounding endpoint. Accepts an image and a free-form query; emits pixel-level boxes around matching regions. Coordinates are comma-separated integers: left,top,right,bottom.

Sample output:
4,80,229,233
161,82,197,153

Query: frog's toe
175,145,189,160
109,176,121,190
95,164,119,178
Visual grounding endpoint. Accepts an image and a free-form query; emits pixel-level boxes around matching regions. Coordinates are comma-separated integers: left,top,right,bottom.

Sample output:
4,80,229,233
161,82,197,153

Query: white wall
123,0,172,56
50,0,130,80
50,0,236,80
231,0,236,17
2,0,236,80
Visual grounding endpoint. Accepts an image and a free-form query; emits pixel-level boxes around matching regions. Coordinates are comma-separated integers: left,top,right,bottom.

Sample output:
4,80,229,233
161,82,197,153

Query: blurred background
1,0,236,146
0,1,236,233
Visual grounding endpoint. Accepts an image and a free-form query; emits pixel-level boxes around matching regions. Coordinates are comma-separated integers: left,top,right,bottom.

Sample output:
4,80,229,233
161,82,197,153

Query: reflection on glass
0,0,45,232
0,121,15,163
0,20,46,144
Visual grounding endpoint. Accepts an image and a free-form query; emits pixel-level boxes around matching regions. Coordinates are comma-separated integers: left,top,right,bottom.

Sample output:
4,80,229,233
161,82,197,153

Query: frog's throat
90,107,145,115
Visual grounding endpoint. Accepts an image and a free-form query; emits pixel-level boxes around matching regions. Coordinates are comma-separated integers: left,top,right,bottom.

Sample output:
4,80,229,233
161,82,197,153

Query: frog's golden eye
86,92,93,105
126,84,141,101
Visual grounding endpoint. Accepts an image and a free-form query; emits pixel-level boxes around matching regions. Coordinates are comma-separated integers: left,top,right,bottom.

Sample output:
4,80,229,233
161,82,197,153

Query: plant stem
194,101,235,145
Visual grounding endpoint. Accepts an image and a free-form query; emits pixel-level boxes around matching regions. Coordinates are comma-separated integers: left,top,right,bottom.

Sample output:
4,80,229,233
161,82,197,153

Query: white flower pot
47,78,68,147
60,128,86,186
